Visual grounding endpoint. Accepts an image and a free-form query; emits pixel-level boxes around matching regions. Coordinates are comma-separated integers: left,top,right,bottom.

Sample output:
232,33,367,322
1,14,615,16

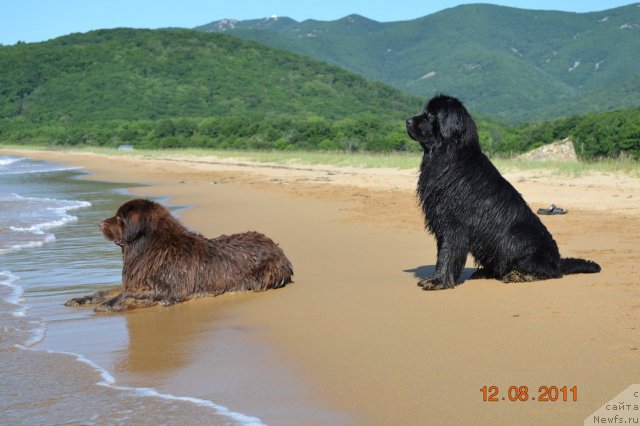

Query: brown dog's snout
99,219,113,240
99,217,123,247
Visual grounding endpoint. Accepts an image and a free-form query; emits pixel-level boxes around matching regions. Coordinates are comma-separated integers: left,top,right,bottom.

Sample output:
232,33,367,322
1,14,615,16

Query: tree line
2,106,638,159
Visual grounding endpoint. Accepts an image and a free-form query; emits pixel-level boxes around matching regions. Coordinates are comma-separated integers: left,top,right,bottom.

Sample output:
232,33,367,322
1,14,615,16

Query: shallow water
0,155,265,425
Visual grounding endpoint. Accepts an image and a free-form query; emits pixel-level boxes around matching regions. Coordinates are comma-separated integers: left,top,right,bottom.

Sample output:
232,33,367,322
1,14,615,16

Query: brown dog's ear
118,200,155,244
122,211,145,243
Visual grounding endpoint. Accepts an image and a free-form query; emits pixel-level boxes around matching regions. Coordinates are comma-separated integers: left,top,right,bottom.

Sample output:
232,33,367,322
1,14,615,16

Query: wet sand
4,148,639,425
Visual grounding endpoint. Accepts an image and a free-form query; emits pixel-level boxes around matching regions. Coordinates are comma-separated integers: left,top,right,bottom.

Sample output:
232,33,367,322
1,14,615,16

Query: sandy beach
3,148,639,425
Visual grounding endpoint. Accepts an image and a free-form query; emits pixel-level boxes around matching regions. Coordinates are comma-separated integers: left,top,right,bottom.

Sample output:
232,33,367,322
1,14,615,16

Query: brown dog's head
100,199,168,247
406,94,480,152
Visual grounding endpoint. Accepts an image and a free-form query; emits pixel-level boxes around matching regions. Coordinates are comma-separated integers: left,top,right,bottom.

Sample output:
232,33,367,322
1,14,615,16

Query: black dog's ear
433,97,480,150
436,105,465,141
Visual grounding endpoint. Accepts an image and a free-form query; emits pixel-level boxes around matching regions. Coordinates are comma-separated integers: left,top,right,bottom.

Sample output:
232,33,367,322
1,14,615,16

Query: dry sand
4,148,639,425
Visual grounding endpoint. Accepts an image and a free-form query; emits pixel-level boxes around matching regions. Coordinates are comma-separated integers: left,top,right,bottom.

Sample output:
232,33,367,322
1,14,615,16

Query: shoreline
3,148,639,425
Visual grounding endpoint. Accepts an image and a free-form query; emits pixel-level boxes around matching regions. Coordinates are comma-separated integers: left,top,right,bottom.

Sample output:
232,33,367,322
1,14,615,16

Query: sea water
0,155,264,425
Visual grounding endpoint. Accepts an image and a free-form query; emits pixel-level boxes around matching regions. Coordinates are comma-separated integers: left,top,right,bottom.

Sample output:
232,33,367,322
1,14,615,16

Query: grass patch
2,144,638,177
492,156,640,177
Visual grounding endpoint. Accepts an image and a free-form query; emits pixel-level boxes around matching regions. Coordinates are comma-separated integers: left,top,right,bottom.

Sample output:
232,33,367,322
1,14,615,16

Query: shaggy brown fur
65,199,293,312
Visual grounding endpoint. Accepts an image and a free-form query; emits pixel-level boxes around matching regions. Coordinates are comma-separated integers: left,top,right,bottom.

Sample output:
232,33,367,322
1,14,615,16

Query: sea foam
0,155,82,175
12,345,266,425
0,193,92,254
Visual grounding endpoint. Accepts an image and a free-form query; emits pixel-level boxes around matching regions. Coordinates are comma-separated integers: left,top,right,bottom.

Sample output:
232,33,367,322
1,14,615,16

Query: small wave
8,200,92,233
0,270,22,307
0,157,24,166
14,345,265,425
0,194,91,253
0,165,84,175
0,155,83,175
0,233,56,255
23,321,47,346
2,272,264,424
0,271,47,347
1,193,91,206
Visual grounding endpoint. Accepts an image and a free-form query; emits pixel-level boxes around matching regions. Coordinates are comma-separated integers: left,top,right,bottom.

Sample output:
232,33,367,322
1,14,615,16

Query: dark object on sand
537,204,568,215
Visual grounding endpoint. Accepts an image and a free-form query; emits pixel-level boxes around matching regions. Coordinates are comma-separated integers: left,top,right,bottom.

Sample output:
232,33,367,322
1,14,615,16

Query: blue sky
0,1,635,45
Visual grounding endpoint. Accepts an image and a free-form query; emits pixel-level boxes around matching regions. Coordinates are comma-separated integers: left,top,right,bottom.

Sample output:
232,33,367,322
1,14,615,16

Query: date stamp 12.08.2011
480,385,578,402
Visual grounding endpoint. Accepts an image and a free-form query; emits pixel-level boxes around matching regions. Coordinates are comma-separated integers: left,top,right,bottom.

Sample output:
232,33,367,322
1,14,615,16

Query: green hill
1,27,636,158
197,3,640,122
0,28,425,150
0,28,421,122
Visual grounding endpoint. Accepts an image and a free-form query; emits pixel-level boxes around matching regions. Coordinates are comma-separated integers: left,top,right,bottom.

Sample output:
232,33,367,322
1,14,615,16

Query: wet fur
406,94,600,290
65,199,293,311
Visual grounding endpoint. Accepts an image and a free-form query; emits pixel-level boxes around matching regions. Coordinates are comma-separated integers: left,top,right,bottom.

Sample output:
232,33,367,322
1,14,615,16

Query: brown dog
65,199,293,311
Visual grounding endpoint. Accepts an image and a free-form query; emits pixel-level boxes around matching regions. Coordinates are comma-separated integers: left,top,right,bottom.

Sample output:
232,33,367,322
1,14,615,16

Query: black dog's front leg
419,234,468,291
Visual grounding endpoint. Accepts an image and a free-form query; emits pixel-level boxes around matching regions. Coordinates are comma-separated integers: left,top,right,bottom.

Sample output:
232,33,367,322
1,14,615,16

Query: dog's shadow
403,265,476,286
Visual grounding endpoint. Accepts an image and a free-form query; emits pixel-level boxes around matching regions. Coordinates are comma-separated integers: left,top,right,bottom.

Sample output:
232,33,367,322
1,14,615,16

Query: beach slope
4,148,639,425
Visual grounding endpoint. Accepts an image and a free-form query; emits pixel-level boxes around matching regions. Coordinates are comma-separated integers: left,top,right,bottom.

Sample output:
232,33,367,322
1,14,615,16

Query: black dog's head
406,94,480,152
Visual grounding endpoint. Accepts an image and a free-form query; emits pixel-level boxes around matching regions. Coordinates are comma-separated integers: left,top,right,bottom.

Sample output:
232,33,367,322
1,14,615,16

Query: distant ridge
196,3,640,122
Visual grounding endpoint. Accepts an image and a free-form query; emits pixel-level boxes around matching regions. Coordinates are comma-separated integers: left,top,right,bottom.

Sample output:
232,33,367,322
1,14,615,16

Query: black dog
406,94,600,290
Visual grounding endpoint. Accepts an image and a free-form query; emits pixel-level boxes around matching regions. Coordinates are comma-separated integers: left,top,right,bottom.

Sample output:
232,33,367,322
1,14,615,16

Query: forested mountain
0,28,426,150
197,3,640,122
0,26,637,158
0,28,420,122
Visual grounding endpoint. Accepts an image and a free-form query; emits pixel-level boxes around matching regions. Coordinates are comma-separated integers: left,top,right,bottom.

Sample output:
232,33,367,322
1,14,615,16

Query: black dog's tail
560,257,601,275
